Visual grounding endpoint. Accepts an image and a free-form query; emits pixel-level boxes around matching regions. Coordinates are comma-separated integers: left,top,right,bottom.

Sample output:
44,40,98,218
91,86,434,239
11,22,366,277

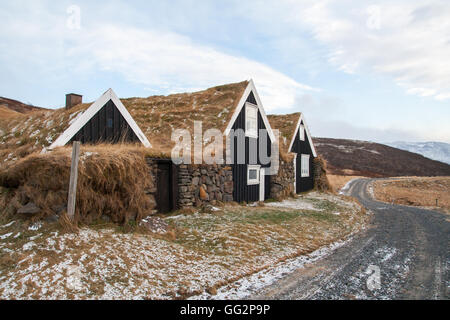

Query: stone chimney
65,93,82,110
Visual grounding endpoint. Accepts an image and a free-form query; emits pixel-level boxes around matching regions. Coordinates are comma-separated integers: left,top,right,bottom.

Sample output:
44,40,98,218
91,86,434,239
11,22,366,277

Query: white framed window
299,124,305,141
301,154,310,177
245,102,258,138
247,165,260,185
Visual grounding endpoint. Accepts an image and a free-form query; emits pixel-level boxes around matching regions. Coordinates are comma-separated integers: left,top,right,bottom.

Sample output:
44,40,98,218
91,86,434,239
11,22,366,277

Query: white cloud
72,25,317,111
294,0,450,101
0,2,317,112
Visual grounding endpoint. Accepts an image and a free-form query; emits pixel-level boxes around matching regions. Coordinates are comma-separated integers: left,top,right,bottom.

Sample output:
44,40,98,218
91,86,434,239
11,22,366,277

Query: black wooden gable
231,91,272,203
291,119,314,193
246,91,257,105
291,120,313,155
70,99,140,145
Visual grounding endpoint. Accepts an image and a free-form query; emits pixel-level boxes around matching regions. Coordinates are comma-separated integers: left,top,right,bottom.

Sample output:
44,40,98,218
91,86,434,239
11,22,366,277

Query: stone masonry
145,159,234,210
178,164,234,207
270,157,295,200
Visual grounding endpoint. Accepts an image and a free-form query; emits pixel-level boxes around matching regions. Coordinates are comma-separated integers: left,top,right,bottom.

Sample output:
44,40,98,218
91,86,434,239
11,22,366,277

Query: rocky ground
0,192,367,300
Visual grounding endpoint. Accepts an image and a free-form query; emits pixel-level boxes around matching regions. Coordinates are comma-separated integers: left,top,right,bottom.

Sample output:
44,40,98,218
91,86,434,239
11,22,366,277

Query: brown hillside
313,137,450,177
0,106,21,119
0,96,45,115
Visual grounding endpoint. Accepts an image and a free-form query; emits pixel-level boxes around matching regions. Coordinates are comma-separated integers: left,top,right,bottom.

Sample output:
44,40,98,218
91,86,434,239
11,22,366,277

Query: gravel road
252,178,449,300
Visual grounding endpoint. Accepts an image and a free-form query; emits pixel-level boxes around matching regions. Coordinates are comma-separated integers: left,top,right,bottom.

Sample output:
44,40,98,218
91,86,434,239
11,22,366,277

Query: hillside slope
0,96,44,116
0,106,21,118
386,141,450,165
313,137,450,177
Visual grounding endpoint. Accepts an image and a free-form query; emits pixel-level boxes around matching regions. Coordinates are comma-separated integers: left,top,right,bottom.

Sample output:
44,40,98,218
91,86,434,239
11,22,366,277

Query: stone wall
178,164,234,207
313,156,332,192
144,158,159,214
270,157,295,200
145,159,234,210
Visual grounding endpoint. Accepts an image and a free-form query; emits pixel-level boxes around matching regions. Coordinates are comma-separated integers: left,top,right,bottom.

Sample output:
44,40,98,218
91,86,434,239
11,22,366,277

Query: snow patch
191,236,356,300
22,241,35,250
266,199,319,211
339,179,358,195
1,221,16,228
28,222,42,231
0,233,13,240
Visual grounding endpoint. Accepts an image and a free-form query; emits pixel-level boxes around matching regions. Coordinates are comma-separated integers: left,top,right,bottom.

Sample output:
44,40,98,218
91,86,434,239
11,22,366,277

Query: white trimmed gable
288,113,317,157
49,88,151,149
224,79,276,143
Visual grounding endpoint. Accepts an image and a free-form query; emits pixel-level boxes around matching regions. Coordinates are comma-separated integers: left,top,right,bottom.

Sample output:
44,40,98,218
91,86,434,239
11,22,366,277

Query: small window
301,154,310,177
107,118,113,128
245,103,258,138
299,124,305,141
247,165,260,185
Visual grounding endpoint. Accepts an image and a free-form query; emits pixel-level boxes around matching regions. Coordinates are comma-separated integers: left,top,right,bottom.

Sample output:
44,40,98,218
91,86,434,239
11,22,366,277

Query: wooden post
67,141,81,221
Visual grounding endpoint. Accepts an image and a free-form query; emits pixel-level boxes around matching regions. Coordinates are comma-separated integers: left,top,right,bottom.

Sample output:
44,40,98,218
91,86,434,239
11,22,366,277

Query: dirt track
252,179,449,299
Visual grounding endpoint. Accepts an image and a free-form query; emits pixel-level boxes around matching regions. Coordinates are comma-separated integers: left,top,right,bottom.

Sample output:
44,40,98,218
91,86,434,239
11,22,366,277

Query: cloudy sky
1,0,449,143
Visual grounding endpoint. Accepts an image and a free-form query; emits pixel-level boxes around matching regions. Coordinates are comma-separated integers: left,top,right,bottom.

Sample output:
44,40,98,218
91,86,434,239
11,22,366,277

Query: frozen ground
0,192,368,300
252,179,449,300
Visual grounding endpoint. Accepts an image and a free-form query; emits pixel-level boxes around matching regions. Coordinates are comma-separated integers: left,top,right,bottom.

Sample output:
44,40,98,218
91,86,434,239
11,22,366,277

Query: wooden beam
67,141,81,220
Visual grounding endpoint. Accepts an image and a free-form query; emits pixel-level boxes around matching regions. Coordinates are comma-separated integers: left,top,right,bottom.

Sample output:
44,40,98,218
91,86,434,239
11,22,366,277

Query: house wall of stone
144,158,159,214
178,164,234,207
313,156,332,192
270,157,295,200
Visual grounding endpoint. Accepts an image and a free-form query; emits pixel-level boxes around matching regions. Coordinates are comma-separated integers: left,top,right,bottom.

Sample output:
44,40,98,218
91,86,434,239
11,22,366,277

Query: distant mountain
385,141,450,165
0,96,45,117
313,137,450,177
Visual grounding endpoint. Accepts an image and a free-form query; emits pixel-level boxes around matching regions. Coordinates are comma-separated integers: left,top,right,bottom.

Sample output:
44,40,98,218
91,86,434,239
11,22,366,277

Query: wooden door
157,163,172,213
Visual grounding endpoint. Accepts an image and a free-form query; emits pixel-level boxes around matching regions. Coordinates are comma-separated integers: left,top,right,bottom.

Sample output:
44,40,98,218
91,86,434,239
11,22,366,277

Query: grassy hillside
313,137,450,177
373,176,450,213
0,96,45,115
0,106,21,119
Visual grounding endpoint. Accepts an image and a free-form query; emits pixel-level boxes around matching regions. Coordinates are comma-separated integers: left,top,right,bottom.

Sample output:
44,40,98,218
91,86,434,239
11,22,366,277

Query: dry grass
0,81,248,166
0,108,70,167
0,144,156,224
121,81,248,156
0,192,368,299
373,176,450,213
267,113,300,160
328,175,366,193
313,156,332,192
0,106,21,119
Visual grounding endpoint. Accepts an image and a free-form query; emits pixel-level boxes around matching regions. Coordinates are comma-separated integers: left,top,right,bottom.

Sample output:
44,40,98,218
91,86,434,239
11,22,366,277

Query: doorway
156,161,178,213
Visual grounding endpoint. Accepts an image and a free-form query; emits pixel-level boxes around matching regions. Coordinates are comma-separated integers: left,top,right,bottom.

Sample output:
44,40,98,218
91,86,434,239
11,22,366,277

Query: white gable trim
49,88,151,149
224,79,276,142
288,113,317,157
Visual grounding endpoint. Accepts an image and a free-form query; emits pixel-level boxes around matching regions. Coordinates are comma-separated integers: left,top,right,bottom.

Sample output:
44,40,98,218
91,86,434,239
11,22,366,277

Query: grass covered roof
267,112,301,156
0,81,249,166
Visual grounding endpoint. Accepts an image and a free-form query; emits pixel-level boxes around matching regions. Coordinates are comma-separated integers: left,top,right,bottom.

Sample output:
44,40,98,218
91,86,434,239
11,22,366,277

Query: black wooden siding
70,100,140,145
291,120,314,193
231,91,272,203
